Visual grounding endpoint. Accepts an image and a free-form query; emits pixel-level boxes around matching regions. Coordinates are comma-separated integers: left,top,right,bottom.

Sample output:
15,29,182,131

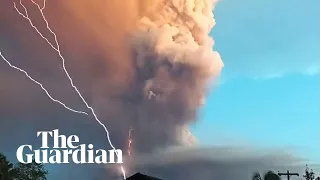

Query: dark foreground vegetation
252,165,320,180
0,152,47,180
127,167,320,180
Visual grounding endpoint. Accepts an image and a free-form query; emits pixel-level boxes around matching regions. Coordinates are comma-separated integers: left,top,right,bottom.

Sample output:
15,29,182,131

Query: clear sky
192,0,319,162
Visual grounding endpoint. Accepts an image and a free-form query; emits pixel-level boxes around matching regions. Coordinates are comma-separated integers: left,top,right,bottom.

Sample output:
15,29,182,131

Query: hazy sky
192,0,319,162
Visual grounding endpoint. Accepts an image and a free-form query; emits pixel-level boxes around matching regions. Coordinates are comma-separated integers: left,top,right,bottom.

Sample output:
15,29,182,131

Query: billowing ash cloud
90,0,223,153
127,0,223,151
49,0,223,153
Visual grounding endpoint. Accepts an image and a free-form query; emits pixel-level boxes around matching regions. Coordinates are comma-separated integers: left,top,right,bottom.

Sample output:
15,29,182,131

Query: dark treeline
253,165,320,180
302,165,320,180
0,152,48,180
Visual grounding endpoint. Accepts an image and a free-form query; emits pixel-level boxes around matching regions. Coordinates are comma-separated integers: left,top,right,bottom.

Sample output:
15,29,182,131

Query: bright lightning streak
0,52,88,115
128,128,133,157
14,0,118,152
12,0,126,179
13,1,58,52
121,166,126,179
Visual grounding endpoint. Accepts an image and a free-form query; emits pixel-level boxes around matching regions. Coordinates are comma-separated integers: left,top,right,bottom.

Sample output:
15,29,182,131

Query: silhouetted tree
0,152,48,180
253,171,281,180
304,165,315,180
14,160,48,180
264,171,281,180
252,171,262,180
0,153,15,180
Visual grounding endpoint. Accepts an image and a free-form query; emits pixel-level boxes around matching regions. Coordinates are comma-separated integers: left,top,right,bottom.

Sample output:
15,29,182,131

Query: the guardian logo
16,129,123,164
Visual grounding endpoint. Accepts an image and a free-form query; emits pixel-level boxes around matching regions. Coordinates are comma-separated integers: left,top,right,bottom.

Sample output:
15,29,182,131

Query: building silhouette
126,172,162,180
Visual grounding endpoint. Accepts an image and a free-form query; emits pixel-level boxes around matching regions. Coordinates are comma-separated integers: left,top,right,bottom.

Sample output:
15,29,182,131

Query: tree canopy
0,153,48,180
253,165,320,180
0,153,14,180
252,171,280,180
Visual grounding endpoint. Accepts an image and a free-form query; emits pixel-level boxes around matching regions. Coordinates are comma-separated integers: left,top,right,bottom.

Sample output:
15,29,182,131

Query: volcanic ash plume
126,0,223,152
60,0,223,153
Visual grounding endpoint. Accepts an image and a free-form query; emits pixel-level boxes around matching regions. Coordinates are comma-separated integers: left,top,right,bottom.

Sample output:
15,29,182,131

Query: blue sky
192,0,319,162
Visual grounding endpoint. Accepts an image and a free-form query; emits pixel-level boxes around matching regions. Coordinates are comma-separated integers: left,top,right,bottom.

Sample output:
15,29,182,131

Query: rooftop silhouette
126,172,162,180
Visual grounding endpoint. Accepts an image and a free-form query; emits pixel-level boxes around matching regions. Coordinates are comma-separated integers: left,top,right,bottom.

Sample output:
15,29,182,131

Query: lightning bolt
0,52,87,115
118,128,133,178
128,128,133,157
2,0,126,179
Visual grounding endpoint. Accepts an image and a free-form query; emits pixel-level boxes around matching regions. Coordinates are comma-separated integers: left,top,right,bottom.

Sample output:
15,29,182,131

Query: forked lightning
1,0,126,179
0,52,87,115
